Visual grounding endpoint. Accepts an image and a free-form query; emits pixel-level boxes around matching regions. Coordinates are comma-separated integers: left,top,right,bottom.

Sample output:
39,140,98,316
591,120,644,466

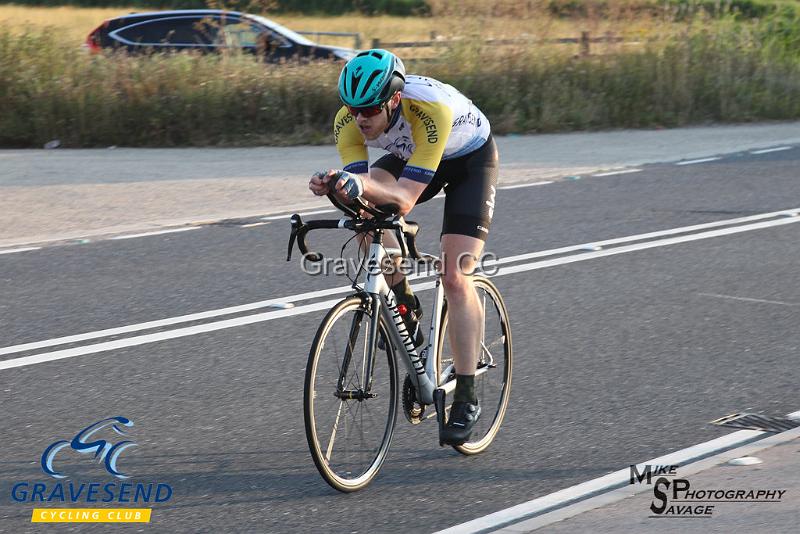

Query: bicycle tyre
436,276,512,455
304,294,398,492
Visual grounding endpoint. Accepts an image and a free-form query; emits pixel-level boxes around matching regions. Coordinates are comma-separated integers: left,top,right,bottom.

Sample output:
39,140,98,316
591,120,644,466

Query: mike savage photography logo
629,464,786,518
11,416,173,524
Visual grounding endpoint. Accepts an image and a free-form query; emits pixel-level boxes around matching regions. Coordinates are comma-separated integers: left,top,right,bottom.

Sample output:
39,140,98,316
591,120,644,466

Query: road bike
288,194,512,492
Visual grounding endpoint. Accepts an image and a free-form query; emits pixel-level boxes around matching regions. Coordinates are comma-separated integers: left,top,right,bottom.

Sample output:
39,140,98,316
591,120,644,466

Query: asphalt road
1,147,798,532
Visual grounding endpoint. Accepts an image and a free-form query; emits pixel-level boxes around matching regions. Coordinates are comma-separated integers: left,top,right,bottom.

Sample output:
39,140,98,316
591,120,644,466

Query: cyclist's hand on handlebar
309,170,337,196
333,170,365,201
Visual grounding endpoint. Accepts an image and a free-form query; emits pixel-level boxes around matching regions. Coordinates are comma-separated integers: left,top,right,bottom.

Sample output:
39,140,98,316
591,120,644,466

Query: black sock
454,374,477,404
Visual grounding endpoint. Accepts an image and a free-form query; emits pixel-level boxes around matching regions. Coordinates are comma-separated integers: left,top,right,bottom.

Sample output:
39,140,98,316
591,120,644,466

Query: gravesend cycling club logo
42,416,136,479
629,464,786,518
10,416,173,524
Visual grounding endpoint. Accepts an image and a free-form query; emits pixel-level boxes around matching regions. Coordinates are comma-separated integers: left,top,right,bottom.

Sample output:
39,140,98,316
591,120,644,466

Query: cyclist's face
356,92,401,140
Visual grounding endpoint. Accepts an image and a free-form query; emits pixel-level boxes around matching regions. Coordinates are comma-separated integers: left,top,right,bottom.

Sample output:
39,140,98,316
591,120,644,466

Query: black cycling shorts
371,135,499,241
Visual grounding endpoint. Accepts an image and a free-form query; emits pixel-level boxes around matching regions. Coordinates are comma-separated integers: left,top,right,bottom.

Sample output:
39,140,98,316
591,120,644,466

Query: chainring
401,375,426,425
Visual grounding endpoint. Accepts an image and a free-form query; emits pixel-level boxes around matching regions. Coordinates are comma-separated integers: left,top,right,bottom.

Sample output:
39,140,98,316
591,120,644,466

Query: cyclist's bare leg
440,234,484,377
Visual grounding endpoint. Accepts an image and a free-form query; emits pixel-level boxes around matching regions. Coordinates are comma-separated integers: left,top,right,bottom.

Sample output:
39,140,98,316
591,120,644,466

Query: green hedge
2,16,800,147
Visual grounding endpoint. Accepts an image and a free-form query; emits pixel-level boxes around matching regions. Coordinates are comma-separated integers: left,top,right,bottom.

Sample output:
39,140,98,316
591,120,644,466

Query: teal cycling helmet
338,49,406,107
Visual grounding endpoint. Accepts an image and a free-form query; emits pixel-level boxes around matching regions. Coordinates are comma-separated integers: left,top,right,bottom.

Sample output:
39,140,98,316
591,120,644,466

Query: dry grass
0,5,129,42
0,4,676,48
3,4,800,147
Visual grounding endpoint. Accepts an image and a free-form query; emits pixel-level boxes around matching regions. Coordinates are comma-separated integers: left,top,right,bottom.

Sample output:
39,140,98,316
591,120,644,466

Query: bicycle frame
360,229,460,406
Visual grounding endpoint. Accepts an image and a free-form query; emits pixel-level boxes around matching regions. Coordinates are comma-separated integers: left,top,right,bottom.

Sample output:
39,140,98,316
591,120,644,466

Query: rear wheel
436,276,512,454
304,295,398,492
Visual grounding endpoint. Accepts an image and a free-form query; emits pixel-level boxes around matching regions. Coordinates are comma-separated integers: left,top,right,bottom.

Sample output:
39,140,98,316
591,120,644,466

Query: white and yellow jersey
333,75,491,184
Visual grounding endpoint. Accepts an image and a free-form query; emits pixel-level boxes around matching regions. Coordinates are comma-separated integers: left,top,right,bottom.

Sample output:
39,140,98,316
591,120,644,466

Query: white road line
750,146,792,155
2,208,798,359
449,412,800,533
498,181,554,190
493,216,800,278
110,227,201,240
0,282,435,371
240,222,270,228
261,209,335,221
0,285,360,357
697,292,798,307
0,247,41,255
2,214,799,371
483,208,800,268
0,301,335,371
676,157,721,166
591,169,642,177
434,428,769,534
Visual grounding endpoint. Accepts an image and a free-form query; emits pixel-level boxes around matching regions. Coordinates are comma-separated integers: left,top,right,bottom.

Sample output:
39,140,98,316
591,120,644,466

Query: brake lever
287,214,302,261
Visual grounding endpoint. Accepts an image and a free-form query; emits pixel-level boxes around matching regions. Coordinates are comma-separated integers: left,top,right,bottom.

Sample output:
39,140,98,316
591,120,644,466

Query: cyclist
308,49,498,446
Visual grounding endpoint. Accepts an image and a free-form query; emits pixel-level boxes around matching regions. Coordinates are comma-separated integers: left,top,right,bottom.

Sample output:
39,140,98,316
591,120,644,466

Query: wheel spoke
325,400,345,462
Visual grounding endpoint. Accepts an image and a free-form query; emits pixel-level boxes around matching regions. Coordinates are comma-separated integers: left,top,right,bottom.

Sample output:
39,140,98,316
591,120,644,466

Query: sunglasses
347,103,386,118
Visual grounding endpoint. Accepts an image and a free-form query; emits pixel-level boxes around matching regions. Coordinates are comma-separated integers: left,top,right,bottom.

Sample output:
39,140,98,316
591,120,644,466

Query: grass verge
2,15,800,147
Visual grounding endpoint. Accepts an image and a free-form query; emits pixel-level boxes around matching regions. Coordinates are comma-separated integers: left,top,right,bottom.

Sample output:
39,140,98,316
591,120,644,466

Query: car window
116,17,218,46
222,21,289,48
246,14,315,46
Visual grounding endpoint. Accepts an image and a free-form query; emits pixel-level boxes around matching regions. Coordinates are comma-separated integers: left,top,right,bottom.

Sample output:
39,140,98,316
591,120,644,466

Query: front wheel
437,276,512,455
303,295,398,492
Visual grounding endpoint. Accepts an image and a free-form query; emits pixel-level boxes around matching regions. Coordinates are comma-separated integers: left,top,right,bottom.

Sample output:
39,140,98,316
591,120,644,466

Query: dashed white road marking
697,292,798,307
676,157,722,165
498,181,554,190
110,227,201,240
750,146,792,155
0,247,41,255
591,169,642,177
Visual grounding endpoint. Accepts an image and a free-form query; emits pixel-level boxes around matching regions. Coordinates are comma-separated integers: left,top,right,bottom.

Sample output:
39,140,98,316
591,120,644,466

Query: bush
2,16,800,147
0,32,341,147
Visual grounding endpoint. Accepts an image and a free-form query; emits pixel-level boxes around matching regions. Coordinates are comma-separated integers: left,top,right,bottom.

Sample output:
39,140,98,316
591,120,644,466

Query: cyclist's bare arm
311,168,426,216
344,168,427,216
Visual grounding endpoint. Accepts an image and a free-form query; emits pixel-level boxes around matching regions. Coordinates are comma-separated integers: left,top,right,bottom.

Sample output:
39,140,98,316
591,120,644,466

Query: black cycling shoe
440,401,481,446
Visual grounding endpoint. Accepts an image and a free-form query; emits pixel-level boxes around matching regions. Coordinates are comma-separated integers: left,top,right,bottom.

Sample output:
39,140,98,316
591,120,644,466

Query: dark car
86,9,357,62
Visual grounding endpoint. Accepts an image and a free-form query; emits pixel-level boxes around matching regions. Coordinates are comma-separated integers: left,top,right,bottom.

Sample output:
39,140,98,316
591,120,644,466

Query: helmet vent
359,70,382,99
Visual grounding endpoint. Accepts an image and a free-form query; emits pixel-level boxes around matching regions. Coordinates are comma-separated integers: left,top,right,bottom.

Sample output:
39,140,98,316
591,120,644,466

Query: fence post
580,31,590,57
371,38,380,49
355,33,362,50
